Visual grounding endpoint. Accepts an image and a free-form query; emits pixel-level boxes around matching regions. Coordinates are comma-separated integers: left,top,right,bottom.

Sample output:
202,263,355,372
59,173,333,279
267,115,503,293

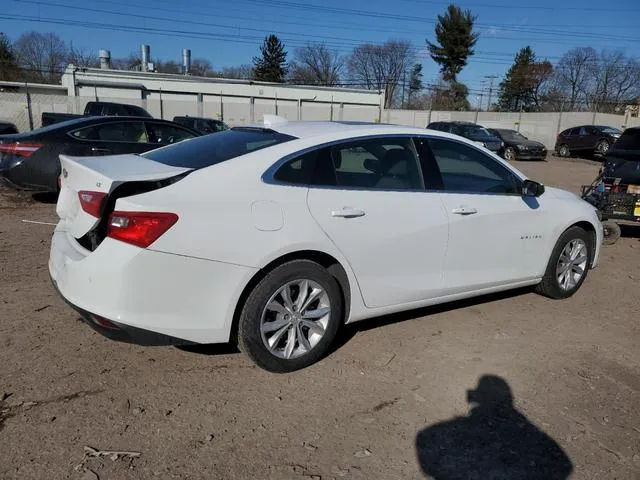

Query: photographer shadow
415,375,573,480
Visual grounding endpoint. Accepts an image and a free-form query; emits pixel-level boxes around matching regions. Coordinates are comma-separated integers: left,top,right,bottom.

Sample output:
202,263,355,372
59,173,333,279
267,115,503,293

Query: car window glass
146,123,196,144
427,138,521,195
70,126,99,140
273,149,321,185
95,122,148,142
579,127,589,136
311,137,423,190
568,128,578,136
142,129,296,169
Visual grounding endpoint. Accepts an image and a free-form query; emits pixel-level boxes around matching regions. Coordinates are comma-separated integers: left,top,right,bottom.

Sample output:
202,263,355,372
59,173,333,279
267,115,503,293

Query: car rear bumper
49,223,258,345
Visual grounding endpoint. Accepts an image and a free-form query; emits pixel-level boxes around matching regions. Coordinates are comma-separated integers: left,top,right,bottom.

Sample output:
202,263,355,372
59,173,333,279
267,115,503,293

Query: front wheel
535,226,592,299
504,147,517,161
596,140,610,155
237,260,343,372
602,220,621,245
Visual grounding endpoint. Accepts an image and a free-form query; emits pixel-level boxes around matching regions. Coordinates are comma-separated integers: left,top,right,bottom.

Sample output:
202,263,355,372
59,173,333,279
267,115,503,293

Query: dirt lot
1,156,639,480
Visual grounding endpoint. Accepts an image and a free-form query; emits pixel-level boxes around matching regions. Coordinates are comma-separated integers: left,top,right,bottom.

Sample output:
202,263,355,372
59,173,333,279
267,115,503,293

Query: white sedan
49,116,603,372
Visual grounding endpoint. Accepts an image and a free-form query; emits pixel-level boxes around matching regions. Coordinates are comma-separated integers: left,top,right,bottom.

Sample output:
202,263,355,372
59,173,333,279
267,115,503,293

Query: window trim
264,133,526,196
263,134,427,193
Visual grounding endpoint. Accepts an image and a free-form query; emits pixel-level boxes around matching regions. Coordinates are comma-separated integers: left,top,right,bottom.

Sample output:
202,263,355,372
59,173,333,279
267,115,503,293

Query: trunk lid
57,154,192,239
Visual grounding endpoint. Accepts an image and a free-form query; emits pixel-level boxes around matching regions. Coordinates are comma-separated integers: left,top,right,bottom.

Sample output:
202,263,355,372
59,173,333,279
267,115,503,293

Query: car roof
243,119,428,140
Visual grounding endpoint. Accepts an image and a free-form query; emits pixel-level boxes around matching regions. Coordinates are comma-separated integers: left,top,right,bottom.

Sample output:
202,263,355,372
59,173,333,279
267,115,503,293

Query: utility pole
484,75,498,111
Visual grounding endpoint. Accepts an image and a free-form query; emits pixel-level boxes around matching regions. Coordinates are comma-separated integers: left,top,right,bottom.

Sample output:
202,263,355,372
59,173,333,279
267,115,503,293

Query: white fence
2,91,639,149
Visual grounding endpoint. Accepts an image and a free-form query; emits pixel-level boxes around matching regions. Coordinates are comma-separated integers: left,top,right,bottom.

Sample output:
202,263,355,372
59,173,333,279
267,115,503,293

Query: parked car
0,121,19,135
173,116,229,135
49,117,602,372
600,126,640,184
427,121,504,154
0,116,199,192
554,125,622,157
487,128,547,161
41,101,153,127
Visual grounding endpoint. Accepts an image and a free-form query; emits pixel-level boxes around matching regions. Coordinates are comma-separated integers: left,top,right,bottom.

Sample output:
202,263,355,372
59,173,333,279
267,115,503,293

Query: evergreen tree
407,63,423,106
498,46,552,112
252,34,288,82
426,5,479,82
0,33,21,81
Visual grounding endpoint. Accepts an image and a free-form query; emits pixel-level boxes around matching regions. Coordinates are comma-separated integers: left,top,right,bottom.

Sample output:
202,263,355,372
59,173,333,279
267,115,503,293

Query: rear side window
142,128,297,169
613,129,640,150
312,137,424,190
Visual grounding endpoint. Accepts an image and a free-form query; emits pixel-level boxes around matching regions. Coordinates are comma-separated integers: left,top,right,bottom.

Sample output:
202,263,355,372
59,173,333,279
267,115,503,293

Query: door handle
331,207,365,218
91,147,111,154
451,207,478,215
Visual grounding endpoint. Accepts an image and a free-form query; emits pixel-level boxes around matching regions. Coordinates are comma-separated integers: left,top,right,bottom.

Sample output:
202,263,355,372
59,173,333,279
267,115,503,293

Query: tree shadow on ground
415,375,573,480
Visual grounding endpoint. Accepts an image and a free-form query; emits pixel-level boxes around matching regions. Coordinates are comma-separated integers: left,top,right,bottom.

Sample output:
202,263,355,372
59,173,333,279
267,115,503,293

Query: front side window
94,122,148,143
427,138,521,195
311,137,424,191
146,123,196,144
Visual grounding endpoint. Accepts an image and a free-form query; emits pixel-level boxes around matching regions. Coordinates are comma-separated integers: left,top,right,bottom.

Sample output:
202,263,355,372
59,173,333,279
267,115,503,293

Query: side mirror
522,179,545,197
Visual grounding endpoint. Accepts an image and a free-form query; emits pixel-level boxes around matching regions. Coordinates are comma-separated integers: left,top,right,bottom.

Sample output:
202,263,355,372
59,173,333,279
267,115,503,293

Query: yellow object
635,202,640,217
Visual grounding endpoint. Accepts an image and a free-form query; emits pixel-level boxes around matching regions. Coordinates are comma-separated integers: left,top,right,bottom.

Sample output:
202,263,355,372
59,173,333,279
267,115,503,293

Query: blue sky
1,0,638,100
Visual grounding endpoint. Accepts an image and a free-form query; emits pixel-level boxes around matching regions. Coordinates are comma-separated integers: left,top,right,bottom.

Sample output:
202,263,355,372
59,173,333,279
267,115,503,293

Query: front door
90,121,152,156
305,136,450,308
423,136,551,294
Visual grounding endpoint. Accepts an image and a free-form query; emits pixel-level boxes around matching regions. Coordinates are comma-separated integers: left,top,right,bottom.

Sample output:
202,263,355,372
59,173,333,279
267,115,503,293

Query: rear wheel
535,226,592,299
237,260,343,372
558,144,570,157
602,220,621,245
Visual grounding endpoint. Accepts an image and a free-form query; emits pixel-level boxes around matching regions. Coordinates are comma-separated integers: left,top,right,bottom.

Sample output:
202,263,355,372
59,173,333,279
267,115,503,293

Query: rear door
305,135,450,308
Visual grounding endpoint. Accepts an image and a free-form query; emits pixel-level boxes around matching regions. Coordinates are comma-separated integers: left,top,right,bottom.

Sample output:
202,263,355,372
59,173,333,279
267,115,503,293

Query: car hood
511,139,545,148
544,186,582,201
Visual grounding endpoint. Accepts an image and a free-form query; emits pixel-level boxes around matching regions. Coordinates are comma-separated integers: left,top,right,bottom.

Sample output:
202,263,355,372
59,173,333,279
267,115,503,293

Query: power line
16,0,640,43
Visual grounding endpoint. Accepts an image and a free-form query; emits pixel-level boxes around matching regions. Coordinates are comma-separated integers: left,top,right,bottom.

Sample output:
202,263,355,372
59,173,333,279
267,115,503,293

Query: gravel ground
0,155,638,480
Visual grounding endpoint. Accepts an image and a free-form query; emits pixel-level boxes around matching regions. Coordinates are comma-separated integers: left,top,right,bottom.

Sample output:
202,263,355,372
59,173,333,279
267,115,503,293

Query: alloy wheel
260,279,331,359
555,239,588,291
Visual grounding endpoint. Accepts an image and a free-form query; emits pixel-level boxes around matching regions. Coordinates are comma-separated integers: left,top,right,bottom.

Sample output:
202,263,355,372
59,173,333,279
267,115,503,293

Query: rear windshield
458,125,494,139
612,129,640,150
598,126,622,134
141,128,297,169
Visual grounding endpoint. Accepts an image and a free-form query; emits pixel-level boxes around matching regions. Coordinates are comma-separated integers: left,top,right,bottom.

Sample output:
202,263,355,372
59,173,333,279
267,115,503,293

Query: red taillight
0,142,43,158
107,211,178,248
78,191,107,218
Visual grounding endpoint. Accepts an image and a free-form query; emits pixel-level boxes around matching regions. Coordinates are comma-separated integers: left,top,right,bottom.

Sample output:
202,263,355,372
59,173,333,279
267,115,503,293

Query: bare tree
156,60,181,74
219,64,253,80
346,40,414,108
590,50,640,113
288,43,343,86
111,52,142,71
553,47,597,110
190,58,213,76
67,43,99,68
14,31,68,83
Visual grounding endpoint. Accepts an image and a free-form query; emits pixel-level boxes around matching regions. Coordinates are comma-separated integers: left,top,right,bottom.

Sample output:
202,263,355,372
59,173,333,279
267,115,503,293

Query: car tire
558,144,570,157
237,260,343,373
535,226,592,299
596,140,610,155
602,220,621,245
504,147,517,161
